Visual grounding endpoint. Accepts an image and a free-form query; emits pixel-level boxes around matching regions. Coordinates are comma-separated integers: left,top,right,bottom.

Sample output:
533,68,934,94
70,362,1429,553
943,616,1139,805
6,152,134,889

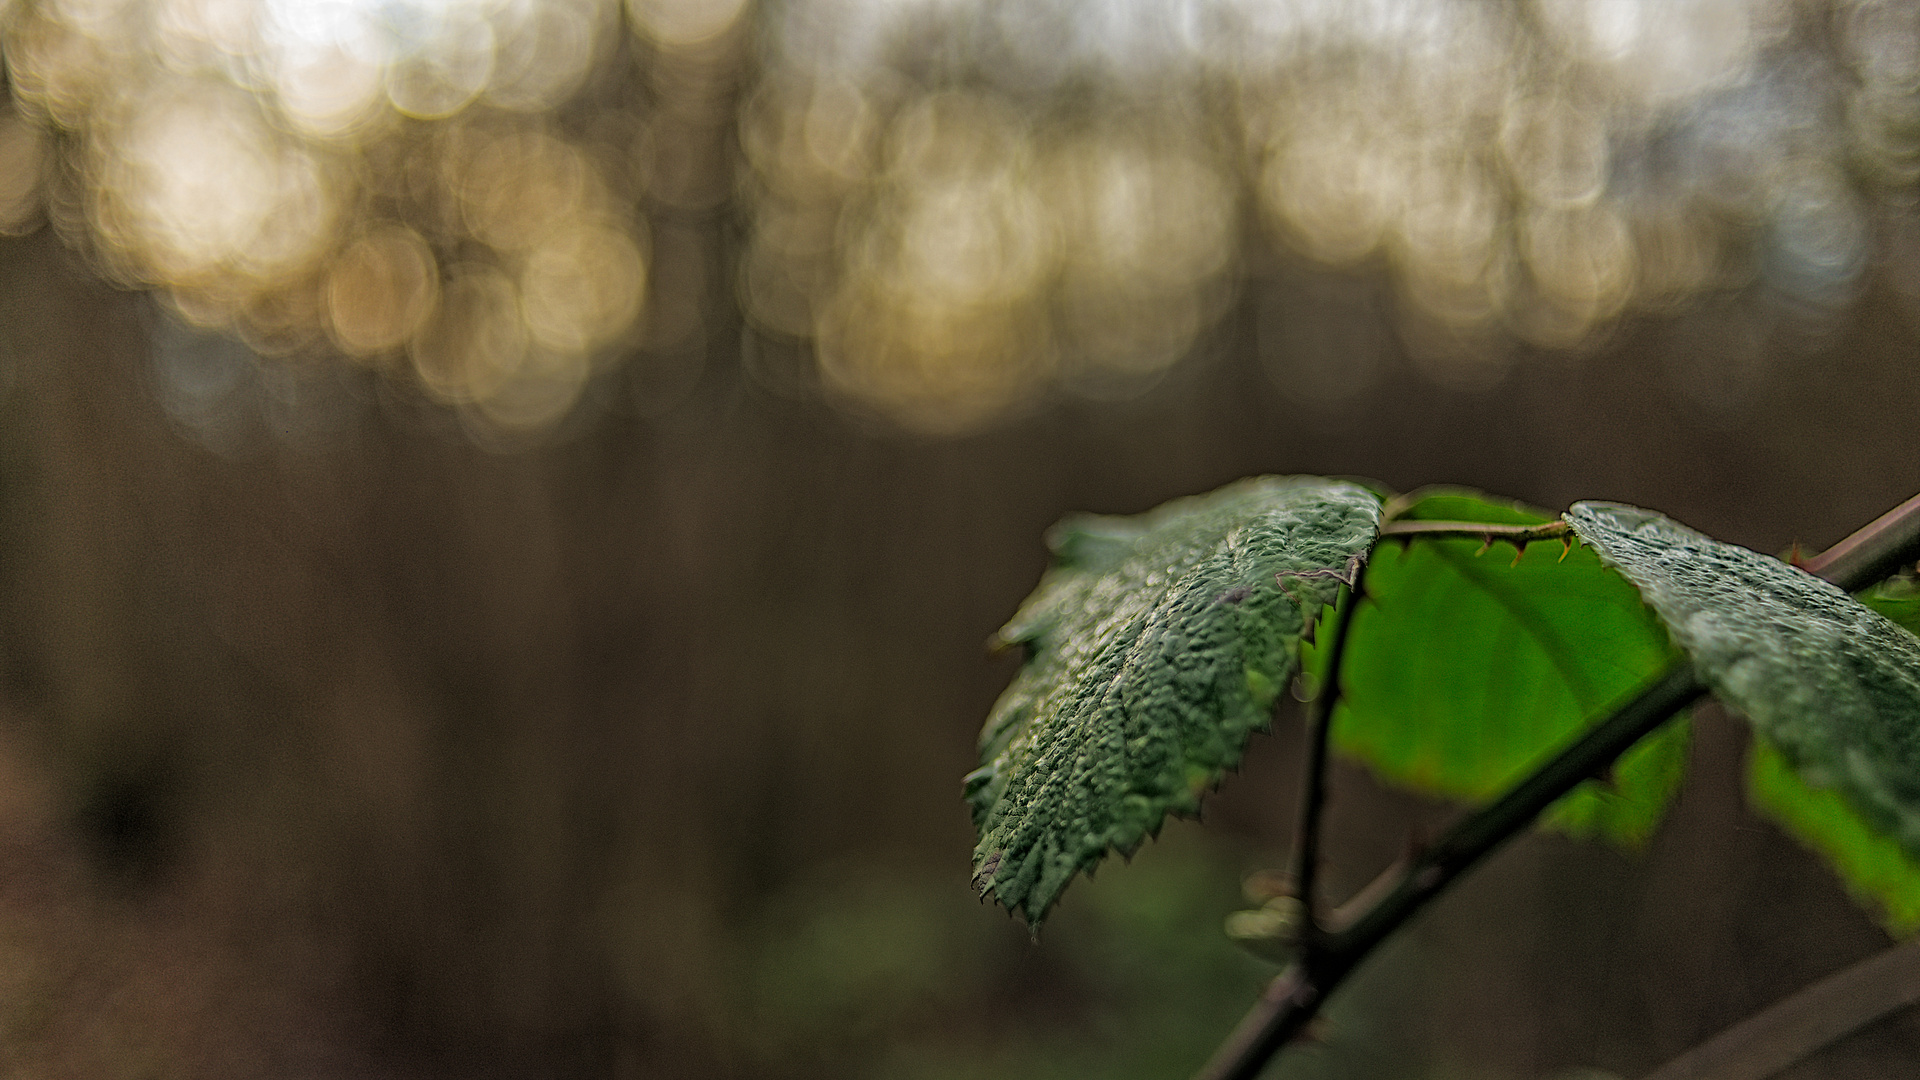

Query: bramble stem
1288,580,1359,938
1378,519,1571,545
1322,662,1705,979
1802,489,1920,587
1195,489,1920,1080
1199,663,1708,1080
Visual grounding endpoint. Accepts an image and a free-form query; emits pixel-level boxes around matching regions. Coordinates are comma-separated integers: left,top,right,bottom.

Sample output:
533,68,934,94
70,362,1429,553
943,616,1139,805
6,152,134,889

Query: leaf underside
1566,503,1920,906
1749,736,1920,935
1323,491,1686,846
967,477,1383,925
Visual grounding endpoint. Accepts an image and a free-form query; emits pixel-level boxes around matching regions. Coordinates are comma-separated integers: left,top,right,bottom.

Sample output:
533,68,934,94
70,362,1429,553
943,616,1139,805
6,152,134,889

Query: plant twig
1197,663,1708,1080
1378,519,1572,544
1195,489,1920,1080
1638,937,1920,1080
1801,490,1920,588
1321,661,1706,966
1288,580,1359,938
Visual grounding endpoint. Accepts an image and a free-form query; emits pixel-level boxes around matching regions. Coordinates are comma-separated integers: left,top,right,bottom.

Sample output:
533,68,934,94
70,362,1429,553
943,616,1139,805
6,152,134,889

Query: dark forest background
0,1,1917,1077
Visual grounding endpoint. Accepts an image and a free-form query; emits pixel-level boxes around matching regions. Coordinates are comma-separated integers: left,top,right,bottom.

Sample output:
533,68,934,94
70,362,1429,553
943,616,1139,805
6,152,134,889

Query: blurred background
0,0,1916,1076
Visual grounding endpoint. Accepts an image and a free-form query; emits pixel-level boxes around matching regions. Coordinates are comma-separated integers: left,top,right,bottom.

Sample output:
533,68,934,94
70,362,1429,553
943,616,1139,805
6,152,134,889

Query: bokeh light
324,224,438,357
0,103,46,233
1,0,1918,434
4,0,659,441
735,0,1913,425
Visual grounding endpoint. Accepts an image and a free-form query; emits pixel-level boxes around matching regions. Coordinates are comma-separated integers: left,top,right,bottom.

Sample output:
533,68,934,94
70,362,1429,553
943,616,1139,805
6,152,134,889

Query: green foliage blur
736,832,1277,1080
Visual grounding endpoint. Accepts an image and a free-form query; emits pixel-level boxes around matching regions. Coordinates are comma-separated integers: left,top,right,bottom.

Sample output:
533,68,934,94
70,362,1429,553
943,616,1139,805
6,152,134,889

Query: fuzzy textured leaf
1567,503,1920,863
968,477,1383,924
1321,491,1686,845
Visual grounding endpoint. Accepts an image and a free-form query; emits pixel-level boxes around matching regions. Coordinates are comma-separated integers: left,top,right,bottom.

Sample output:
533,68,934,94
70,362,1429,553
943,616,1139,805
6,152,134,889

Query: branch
1195,489,1920,1080
1637,937,1920,1080
1801,490,1920,588
1197,663,1708,1080
1288,580,1359,939
1378,519,1572,546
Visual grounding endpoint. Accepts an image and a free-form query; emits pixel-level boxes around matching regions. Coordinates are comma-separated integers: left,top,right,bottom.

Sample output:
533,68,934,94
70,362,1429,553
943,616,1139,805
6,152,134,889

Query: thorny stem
1288,580,1359,939
1195,489,1920,1080
1378,519,1572,546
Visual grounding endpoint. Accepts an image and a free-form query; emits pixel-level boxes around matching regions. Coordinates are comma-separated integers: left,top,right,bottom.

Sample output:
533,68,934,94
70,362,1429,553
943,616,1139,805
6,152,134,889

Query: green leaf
1566,503,1920,868
968,477,1383,924
1749,736,1920,936
1544,715,1691,845
1325,491,1686,845
1862,575,1920,638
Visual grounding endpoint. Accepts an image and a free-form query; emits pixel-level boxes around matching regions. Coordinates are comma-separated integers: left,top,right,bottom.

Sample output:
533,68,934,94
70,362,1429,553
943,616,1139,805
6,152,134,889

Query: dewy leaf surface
1567,503,1920,863
967,477,1383,924
1325,491,1686,845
